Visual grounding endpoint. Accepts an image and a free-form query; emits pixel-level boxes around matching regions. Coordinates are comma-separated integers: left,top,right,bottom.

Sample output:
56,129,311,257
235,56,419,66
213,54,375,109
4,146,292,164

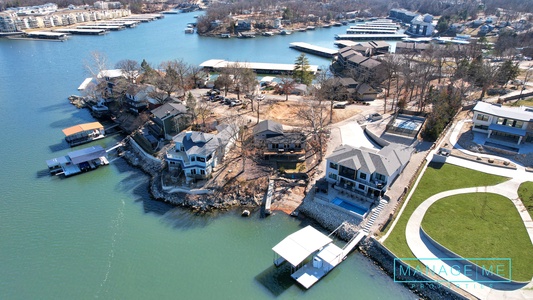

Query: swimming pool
393,116,424,131
331,197,369,218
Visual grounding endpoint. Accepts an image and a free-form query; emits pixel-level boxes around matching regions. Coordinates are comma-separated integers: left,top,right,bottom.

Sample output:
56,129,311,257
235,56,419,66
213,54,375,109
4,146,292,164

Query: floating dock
62,122,105,147
54,28,107,35
289,42,338,58
18,31,69,41
200,59,319,75
77,25,125,31
272,225,367,289
335,33,408,41
46,145,109,177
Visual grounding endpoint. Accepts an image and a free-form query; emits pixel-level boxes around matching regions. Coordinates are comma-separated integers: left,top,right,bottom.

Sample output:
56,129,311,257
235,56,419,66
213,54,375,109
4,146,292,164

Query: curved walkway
406,180,533,299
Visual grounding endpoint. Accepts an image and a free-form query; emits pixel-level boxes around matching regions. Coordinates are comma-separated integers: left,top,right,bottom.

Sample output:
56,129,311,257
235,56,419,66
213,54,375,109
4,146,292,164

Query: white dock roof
78,77,94,91
272,226,332,267
289,42,338,55
200,59,319,74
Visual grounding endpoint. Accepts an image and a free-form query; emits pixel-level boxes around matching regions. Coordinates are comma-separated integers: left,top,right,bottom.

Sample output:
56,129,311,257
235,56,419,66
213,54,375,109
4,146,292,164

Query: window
295,143,301,149
180,146,184,151
191,156,196,161
190,169,196,175
474,124,489,130
200,170,205,175
359,172,367,180
329,162,338,170
358,184,365,191
375,173,385,181
198,157,205,162
329,173,337,180
476,114,489,121
497,117,506,125
513,120,524,128
206,154,213,161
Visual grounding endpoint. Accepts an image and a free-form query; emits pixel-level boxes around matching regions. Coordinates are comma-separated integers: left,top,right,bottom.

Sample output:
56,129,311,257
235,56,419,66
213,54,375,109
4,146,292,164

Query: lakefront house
166,124,238,182
325,144,413,202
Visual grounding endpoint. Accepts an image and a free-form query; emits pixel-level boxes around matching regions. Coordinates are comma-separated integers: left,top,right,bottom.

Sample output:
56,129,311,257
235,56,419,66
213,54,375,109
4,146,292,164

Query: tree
115,59,140,84
278,75,296,101
496,59,520,87
186,92,197,126
140,59,156,83
293,54,314,85
214,71,233,96
83,51,110,100
296,98,328,164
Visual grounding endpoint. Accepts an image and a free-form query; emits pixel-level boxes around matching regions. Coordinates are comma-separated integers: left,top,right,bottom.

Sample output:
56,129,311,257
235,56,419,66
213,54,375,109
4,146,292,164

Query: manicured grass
383,162,509,266
518,181,533,220
509,98,533,107
422,193,533,281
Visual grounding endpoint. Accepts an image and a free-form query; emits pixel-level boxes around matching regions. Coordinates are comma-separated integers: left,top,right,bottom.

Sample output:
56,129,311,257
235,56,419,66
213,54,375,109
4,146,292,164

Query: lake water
0,12,414,299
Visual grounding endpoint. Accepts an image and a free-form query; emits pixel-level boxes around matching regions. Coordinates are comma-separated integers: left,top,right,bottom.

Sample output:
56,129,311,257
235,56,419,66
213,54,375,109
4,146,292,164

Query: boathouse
46,145,109,177
62,122,105,147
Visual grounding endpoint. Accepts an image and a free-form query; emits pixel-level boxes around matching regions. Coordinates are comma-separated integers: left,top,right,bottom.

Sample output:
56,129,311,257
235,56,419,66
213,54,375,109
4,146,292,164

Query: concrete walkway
405,180,533,300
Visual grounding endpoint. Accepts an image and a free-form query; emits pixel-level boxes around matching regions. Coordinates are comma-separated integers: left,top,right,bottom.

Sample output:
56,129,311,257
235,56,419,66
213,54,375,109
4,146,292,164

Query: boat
220,33,231,38
62,122,106,147
322,24,331,28
184,27,194,34
241,210,250,217
297,28,307,32
262,31,274,36
306,26,316,30
280,30,292,35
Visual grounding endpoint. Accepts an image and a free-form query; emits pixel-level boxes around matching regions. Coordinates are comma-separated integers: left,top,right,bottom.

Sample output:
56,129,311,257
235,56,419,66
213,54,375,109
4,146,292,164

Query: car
368,113,382,121
333,102,346,109
256,94,265,101
230,100,242,107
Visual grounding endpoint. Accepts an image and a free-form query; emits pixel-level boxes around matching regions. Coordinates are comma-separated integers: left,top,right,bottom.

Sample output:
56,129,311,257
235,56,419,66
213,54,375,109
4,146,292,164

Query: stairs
362,199,387,233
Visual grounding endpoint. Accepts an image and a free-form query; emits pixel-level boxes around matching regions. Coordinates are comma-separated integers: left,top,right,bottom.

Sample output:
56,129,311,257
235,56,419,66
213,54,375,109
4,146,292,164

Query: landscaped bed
422,193,533,282
382,162,508,268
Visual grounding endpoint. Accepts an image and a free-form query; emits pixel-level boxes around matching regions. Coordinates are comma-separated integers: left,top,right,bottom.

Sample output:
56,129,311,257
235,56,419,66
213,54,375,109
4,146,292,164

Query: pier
77,25,125,31
200,59,319,75
263,179,274,215
272,225,367,289
289,42,338,58
335,33,408,41
54,28,107,35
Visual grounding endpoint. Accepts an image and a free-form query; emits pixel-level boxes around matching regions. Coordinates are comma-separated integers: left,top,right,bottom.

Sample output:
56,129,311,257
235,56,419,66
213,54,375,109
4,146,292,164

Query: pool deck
314,184,373,218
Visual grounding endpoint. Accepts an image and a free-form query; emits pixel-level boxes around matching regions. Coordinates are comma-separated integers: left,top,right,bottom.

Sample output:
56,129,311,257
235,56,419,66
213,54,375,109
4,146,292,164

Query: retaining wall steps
363,199,387,232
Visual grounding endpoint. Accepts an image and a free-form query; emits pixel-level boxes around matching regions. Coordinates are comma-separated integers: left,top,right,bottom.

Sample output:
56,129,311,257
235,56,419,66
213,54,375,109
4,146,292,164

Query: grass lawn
422,193,533,281
518,181,533,220
508,98,533,107
383,162,508,267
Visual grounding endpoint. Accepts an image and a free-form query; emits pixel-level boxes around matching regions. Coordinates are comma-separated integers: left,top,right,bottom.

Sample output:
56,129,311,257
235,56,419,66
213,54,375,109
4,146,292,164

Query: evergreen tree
293,54,313,85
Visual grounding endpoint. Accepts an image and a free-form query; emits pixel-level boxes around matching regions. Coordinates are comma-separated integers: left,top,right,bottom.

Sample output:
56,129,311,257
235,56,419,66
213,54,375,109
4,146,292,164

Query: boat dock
120,14,163,22
289,42,338,58
54,28,107,35
77,25,125,31
18,31,69,41
46,145,109,177
62,122,105,147
200,59,319,75
263,179,274,215
272,225,367,289
335,33,408,41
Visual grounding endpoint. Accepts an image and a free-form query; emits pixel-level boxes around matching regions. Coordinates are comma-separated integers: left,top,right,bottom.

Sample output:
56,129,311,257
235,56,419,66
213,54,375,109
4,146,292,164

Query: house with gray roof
166,124,238,181
151,102,189,139
253,120,307,164
325,143,413,202
472,101,533,148
253,120,284,142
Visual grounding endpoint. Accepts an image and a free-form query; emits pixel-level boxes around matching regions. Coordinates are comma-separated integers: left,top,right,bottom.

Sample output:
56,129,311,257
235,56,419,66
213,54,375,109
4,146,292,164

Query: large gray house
325,143,413,202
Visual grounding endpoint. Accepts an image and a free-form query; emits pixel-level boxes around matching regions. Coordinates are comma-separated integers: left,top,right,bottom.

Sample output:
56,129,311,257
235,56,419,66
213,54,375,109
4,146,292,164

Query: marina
77,25,125,31
335,33,408,41
200,59,320,75
273,225,367,289
289,42,338,58
46,145,109,177
19,31,69,40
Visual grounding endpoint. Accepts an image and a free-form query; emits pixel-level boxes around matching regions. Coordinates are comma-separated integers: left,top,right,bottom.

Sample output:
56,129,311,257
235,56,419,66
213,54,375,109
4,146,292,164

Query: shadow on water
49,141,69,152
48,110,94,129
36,169,51,179
255,263,296,297
39,101,74,113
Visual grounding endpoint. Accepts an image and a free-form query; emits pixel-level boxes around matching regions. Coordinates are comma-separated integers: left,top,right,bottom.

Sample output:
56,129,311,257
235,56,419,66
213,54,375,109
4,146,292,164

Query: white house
325,144,413,202
166,125,238,182
472,101,533,147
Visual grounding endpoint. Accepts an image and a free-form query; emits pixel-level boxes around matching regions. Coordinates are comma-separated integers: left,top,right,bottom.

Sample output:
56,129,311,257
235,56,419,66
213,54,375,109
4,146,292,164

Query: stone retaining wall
360,238,468,300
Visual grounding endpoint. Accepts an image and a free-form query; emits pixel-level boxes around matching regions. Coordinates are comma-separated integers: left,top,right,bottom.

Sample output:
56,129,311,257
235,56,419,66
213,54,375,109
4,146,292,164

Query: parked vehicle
256,94,265,101
230,100,242,107
333,102,347,109
368,113,382,121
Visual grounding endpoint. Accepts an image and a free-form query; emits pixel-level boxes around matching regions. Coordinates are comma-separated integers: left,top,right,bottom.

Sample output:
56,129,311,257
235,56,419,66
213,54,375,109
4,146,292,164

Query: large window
329,162,338,170
476,114,489,121
329,173,337,180
197,157,205,162
190,169,196,175
375,173,385,181
359,172,367,180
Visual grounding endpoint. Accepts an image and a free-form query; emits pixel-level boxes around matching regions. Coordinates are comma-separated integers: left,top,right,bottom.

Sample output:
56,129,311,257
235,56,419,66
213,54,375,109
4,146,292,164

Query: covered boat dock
272,225,367,289
200,59,319,75
46,145,109,177
62,122,105,147
289,42,338,58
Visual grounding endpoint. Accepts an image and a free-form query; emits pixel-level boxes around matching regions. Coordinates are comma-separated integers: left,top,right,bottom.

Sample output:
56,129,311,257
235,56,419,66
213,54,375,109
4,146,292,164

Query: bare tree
296,98,329,163
115,59,140,84
278,75,296,101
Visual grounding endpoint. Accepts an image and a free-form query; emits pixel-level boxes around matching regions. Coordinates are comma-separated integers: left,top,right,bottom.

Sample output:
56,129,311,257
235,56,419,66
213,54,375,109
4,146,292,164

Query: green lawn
422,193,533,281
383,162,509,267
508,98,533,107
518,181,533,220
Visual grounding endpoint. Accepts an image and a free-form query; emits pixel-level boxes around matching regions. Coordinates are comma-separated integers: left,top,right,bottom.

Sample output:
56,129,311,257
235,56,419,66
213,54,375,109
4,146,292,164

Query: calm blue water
332,197,369,216
0,12,415,299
